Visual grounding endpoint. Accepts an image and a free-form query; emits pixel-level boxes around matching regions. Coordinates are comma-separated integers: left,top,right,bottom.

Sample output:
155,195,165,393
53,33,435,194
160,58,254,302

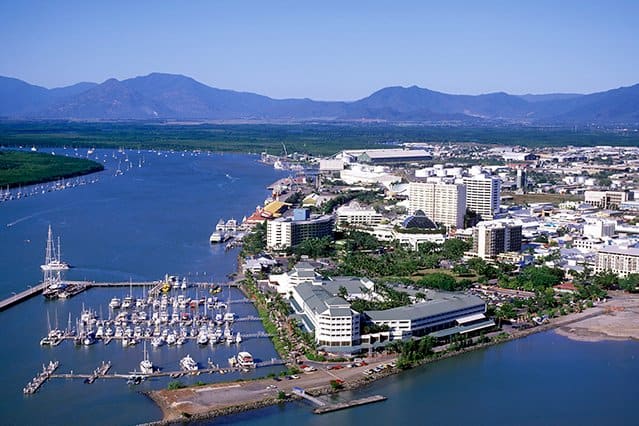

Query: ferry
236,351,255,368
180,355,198,371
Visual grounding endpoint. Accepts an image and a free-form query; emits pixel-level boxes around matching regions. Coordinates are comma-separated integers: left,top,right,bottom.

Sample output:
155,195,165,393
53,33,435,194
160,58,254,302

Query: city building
335,203,383,229
472,219,523,259
339,164,402,187
463,174,501,220
339,148,432,164
516,168,527,193
365,291,491,340
408,182,466,228
290,282,361,348
595,246,639,277
266,209,334,250
584,190,634,209
583,219,616,239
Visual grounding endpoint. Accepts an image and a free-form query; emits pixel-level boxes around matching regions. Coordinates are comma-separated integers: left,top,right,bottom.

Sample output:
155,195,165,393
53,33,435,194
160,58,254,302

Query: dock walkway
0,282,47,311
0,280,241,311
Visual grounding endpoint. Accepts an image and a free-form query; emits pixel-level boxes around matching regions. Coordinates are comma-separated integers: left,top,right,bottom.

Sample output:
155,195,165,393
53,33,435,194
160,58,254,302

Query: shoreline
146,292,639,424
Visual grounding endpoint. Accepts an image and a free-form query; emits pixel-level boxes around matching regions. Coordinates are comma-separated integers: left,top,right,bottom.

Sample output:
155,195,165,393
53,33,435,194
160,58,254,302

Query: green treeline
1,122,638,157
0,150,104,187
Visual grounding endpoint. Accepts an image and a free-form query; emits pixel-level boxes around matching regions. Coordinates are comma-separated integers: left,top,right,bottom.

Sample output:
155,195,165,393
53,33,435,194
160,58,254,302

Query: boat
166,332,177,345
109,297,122,309
236,351,255,368
42,282,67,299
140,341,154,374
40,226,70,271
224,312,235,322
150,336,164,347
196,332,209,345
122,296,133,309
209,230,229,243
235,332,242,344
180,355,198,371
83,333,96,346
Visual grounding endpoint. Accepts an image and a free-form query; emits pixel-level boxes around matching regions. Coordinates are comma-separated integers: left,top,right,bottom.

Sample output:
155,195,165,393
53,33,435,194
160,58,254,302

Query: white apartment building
463,174,501,220
595,246,639,277
583,219,616,239
266,214,334,250
408,182,466,228
335,203,383,229
291,282,361,348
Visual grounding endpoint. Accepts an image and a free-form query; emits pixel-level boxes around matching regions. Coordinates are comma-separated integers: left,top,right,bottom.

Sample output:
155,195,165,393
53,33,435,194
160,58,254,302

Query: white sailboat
40,225,70,271
140,341,154,374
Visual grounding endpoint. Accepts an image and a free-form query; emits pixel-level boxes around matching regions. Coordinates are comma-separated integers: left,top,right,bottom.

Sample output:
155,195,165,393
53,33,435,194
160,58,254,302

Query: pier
0,280,240,311
313,395,388,414
0,282,48,311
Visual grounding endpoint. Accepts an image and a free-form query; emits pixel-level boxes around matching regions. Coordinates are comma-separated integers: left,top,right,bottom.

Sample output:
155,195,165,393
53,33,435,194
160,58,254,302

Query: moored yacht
180,355,198,371
236,351,255,368
140,341,153,374
109,297,122,309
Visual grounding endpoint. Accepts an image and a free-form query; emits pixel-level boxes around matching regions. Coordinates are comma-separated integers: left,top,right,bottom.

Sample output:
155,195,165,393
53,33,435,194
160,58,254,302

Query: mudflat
556,293,639,342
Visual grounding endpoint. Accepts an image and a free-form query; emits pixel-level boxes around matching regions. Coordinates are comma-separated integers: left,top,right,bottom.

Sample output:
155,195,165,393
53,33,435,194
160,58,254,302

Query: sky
1,0,637,100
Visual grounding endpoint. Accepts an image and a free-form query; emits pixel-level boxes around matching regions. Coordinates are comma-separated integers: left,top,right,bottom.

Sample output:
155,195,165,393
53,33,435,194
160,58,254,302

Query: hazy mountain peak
0,73,637,124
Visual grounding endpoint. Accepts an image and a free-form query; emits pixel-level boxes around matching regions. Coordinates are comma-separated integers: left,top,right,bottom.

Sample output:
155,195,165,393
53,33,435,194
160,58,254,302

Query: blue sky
1,0,637,100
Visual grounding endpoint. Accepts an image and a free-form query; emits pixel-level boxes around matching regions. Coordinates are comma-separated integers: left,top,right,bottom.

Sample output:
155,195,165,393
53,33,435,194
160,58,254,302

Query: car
272,377,282,382
290,374,300,379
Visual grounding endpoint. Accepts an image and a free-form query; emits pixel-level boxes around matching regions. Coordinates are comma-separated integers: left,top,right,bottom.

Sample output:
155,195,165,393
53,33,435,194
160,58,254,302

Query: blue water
0,148,287,425
210,332,639,426
2,148,638,426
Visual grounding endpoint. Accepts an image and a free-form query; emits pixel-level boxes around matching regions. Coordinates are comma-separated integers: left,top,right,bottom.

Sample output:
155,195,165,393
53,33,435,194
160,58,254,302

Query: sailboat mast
45,225,53,265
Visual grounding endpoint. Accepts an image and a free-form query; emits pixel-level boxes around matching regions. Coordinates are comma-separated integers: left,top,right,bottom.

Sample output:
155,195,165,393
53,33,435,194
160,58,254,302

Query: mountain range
1,73,638,124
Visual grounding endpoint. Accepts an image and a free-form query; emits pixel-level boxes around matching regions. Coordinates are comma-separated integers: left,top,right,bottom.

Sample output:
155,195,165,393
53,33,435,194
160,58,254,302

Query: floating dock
313,395,388,414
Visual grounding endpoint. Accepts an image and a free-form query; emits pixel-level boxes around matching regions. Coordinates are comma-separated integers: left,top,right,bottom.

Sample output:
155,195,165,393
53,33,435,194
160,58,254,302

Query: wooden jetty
313,395,388,414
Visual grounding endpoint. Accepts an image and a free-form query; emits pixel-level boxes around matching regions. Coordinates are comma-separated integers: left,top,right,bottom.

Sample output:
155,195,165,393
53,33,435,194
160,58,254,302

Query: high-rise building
472,219,523,259
266,211,334,250
516,169,527,193
408,182,466,228
463,174,501,220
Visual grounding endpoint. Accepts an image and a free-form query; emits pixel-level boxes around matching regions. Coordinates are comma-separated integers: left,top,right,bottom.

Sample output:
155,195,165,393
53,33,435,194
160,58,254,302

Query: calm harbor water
0,148,287,425
212,332,639,426
1,148,638,426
